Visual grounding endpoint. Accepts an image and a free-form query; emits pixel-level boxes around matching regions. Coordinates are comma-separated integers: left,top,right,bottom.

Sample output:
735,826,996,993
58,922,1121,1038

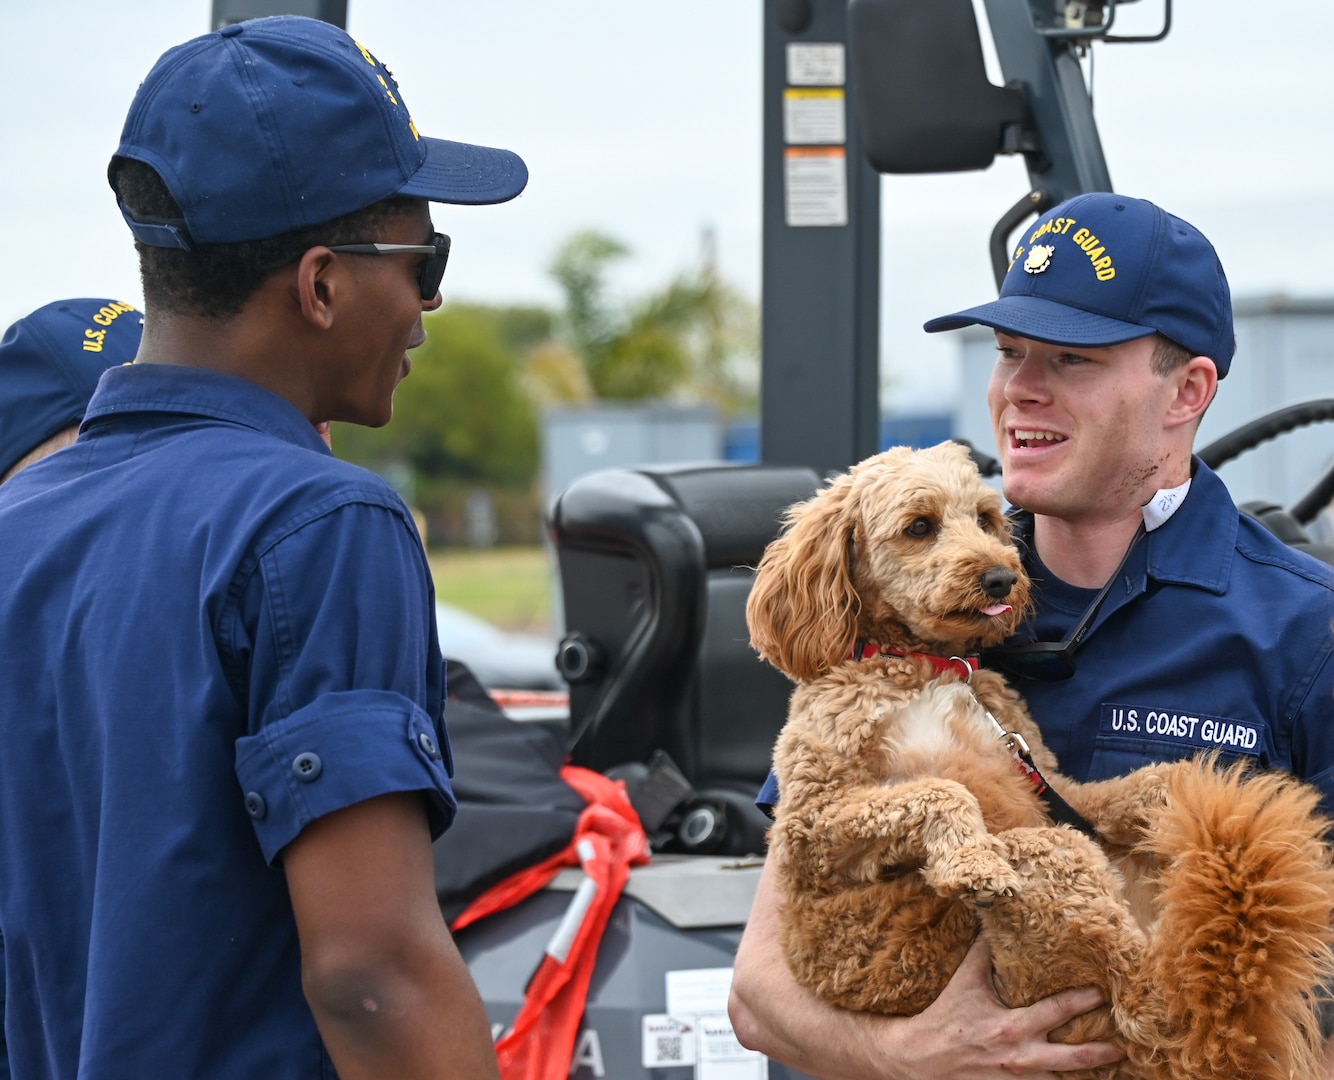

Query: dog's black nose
980,567,1017,600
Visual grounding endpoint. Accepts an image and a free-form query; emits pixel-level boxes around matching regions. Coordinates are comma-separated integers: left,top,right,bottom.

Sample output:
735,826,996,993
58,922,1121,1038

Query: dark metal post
760,0,881,476
982,0,1112,203
210,0,346,29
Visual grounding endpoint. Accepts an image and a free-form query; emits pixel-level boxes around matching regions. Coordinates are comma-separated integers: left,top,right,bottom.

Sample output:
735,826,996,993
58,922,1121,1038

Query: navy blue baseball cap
111,16,528,249
0,299,143,478
923,193,1235,377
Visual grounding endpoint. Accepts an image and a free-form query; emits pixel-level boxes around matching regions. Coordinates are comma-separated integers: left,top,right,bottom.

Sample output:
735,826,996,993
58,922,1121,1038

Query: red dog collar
854,643,980,680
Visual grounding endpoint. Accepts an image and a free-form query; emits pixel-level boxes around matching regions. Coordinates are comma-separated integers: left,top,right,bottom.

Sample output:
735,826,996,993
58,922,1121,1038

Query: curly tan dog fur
749,442,1334,1080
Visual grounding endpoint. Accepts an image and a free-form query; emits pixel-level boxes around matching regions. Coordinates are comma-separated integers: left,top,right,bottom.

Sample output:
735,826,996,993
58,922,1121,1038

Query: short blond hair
1148,334,1193,376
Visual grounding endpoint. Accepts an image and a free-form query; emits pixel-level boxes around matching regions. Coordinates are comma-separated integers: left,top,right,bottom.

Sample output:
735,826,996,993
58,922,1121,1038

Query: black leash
987,720,1100,839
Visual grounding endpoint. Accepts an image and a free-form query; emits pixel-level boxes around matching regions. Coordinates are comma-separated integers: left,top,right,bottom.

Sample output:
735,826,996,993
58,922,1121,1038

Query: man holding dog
730,191,1334,1077
0,16,526,1079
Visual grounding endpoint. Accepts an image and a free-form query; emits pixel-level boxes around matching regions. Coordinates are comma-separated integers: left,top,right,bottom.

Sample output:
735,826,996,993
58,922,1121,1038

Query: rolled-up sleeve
224,495,453,863
235,689,455,864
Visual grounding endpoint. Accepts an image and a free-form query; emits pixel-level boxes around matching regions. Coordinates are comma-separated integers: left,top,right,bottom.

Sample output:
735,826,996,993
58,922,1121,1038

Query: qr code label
655,1035,684,1062
642,1014,696,1067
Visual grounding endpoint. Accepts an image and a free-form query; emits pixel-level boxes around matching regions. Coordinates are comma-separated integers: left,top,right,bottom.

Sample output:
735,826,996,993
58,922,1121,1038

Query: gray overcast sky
6,1,1334,409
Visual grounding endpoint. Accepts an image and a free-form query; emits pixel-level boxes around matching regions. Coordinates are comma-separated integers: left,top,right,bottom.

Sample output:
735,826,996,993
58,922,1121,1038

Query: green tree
542,229,758,414
548,231,628,375
334,303,542,542
334,236,760,547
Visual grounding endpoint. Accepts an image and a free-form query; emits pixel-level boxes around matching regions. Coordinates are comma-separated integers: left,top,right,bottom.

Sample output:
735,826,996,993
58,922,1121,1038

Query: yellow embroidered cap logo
353,40,419,141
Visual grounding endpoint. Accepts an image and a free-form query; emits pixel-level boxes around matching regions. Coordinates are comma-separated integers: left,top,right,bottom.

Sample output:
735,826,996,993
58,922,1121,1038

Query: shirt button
417,731,440,760
292,752,323,781
244,792,267,820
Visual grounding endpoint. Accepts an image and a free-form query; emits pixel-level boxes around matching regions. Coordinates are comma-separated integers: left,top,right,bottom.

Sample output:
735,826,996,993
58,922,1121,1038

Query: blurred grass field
428,545,556,635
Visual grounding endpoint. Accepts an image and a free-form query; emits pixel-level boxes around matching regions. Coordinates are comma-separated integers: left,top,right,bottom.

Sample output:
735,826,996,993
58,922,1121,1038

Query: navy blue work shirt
1009,458,1334,813
757,459,1334,816
0,364,456,1078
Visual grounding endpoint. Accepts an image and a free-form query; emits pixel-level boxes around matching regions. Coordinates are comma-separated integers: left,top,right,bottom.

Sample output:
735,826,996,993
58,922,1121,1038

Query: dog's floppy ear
747,471,861,682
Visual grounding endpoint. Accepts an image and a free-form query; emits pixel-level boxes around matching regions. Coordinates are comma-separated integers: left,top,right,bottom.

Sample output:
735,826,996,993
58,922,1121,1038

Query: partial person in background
0,298,142,481
0,296,143,1080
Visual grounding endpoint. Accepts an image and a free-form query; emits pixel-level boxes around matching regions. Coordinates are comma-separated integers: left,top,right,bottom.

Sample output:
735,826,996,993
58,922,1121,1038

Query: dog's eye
905,517,936,539
977,513,992,531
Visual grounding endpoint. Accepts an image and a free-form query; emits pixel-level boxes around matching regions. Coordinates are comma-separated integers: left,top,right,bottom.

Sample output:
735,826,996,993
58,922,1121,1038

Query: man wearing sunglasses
0,16,525,1080
730,193,1334,1078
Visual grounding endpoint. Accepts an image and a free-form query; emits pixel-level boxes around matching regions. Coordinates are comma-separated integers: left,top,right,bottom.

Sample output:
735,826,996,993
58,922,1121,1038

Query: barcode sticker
642,1014,696,1068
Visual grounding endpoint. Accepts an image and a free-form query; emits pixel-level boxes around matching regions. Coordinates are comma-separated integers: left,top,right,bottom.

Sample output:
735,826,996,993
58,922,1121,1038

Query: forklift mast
210,0,1169,480
760,0,1170,474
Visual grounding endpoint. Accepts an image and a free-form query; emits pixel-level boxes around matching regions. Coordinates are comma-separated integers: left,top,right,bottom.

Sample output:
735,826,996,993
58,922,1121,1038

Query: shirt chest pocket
1086,702,1267,780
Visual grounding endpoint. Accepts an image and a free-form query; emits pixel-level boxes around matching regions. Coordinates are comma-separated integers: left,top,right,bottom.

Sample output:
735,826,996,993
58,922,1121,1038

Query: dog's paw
1095,769,1171,845
923,842,1020,906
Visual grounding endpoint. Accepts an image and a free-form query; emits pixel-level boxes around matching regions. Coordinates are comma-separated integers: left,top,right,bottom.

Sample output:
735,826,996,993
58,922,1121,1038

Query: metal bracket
1029,0,1173,44
989,189,1055,289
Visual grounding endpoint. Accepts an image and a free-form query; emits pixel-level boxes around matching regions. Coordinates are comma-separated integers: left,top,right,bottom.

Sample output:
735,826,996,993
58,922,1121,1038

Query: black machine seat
547,462,822,856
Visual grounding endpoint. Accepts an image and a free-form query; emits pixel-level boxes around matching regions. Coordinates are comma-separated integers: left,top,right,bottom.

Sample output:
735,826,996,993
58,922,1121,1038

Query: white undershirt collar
1141,477,1191,532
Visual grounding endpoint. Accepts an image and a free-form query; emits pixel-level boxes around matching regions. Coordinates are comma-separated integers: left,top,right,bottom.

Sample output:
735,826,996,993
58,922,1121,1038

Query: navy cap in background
0,299,143,478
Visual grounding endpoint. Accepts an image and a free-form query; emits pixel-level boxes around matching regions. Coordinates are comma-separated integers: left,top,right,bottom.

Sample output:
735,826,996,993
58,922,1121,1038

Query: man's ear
1166,355,1218,430
294,247,338,331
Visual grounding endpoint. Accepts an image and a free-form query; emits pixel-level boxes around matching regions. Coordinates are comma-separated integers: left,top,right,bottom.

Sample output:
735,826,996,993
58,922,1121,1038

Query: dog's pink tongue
981,604,1012,617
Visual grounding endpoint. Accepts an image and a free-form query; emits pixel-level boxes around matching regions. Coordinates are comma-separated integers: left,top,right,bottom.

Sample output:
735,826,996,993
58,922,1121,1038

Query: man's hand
894,935,1122,1078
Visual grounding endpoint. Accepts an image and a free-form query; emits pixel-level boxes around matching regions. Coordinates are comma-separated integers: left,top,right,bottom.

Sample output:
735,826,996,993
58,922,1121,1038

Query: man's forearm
305,935,500,1080
730,860,904,1078
286,794,501,1080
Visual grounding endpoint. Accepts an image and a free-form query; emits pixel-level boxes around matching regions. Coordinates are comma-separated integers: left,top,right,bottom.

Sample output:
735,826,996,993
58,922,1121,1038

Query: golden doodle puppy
748,441,1334,1080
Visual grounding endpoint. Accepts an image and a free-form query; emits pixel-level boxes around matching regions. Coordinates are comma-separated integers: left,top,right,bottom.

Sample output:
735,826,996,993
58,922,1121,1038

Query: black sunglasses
327,232,451,301
982,522,1147,681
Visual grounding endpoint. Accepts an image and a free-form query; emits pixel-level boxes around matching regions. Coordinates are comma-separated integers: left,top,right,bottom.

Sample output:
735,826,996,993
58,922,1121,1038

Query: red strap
450,848,566,933
450,765,650,1080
